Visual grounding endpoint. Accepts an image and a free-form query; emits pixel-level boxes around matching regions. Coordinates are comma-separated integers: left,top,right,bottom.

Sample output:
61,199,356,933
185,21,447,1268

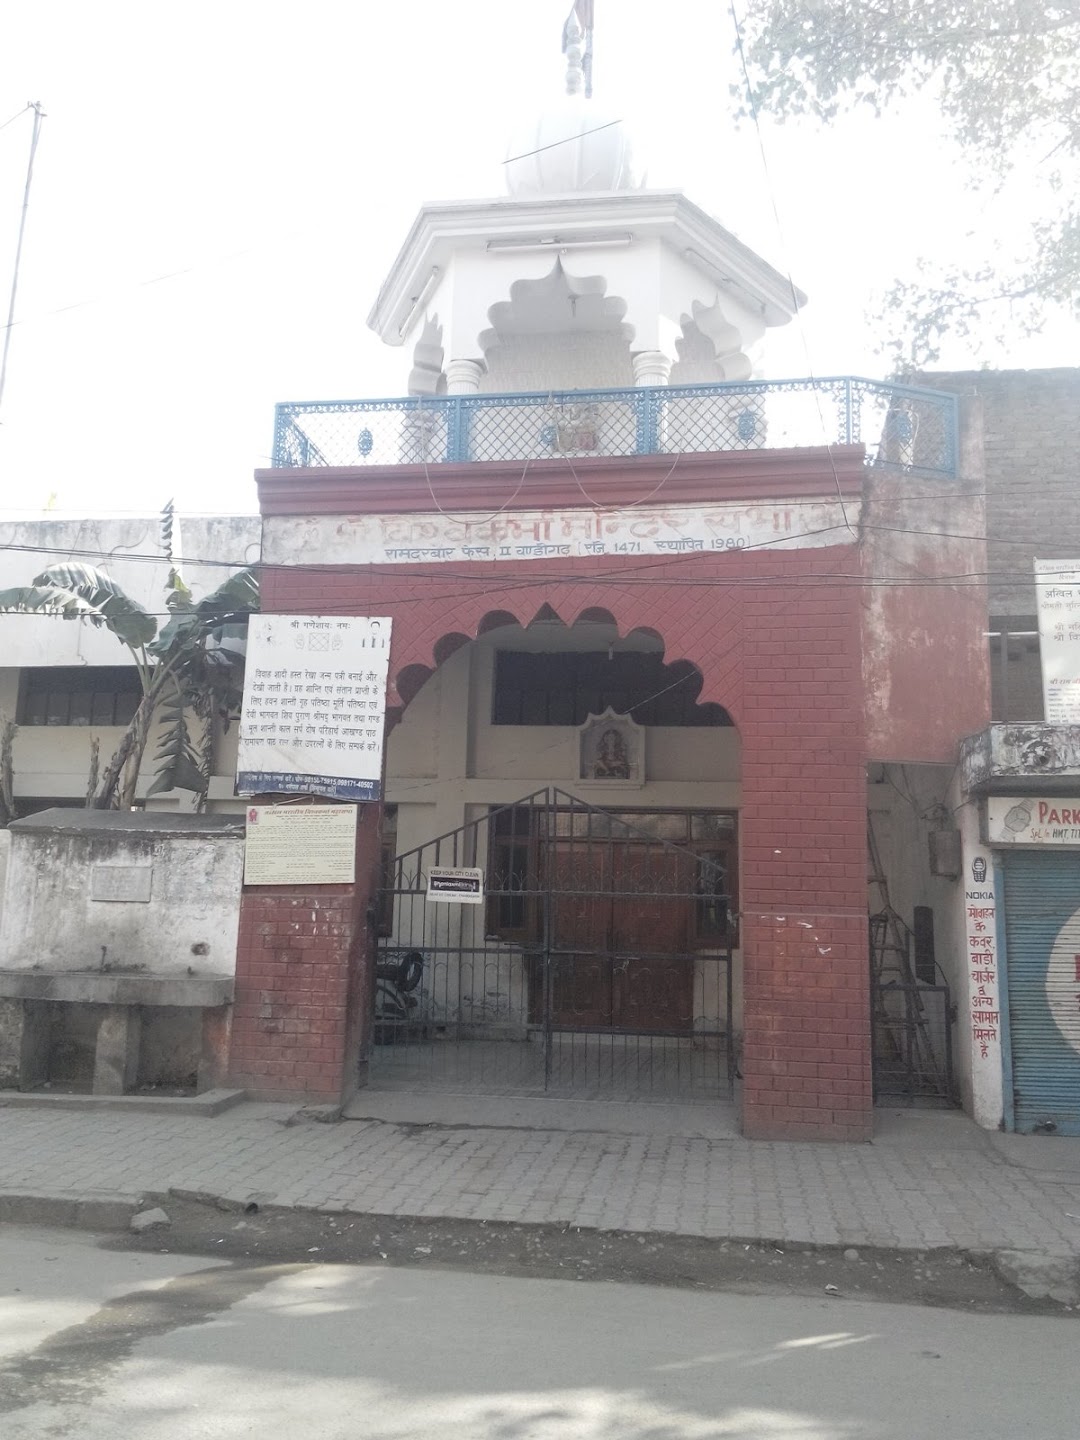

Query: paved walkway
2,1095,1080,1258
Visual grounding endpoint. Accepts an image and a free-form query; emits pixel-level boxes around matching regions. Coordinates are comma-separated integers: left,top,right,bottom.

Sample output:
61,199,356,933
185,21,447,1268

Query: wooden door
534,838,697,1034
610,846,696,1034
534,844,613,1027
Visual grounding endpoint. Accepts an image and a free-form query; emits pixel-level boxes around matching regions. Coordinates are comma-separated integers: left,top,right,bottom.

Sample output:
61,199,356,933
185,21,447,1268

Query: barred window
20,667,142,727
492,652,731,727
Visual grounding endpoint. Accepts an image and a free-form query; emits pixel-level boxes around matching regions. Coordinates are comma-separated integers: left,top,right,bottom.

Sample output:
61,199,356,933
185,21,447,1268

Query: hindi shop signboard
244,805,357,885
236,615,392,801
1035,559,1080,723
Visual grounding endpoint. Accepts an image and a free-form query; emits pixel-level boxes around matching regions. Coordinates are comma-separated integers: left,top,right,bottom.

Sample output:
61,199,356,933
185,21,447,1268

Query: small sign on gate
426,867,484,904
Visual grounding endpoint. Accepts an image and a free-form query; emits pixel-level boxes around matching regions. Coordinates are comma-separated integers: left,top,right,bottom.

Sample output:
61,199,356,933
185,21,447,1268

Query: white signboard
236,615,392,801
427,867,484,904
244,805,357,885
1035,559,1080,723
962,838,1002,1069
987,796,1080,846
263,500,858,569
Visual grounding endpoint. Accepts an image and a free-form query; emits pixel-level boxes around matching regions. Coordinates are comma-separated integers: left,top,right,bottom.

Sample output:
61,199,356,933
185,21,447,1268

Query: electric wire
0,104,35,135
1,524,1075,582
502,118,624,167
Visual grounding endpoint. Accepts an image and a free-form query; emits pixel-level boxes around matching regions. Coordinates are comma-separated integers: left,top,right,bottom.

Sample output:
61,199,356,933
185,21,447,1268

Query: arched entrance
372,615,742,1100
235,531,873,1138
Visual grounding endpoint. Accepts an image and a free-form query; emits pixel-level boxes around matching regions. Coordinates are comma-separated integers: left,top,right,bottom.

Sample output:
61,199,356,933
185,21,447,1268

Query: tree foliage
733,1,1080,365
0,544,258,811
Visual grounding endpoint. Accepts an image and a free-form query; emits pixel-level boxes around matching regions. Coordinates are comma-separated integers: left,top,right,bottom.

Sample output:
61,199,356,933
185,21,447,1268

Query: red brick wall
245,546,871,1138
740,578,871,1140
228,805,382,1104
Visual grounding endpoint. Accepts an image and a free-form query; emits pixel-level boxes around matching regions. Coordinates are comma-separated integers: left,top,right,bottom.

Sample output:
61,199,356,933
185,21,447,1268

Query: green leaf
0,584,104,621
164,567,194,613
147,690,206,797
152,568,258,656
196,568,259,620
25,563,157,649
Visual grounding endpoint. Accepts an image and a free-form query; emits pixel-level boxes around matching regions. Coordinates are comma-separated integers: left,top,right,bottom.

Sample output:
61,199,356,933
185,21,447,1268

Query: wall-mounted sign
987,796,1080,846
90,865,153,903
244,805,357,885
426,867,484,905
1035,559,1080,723
263,500,859,570
962,836,1002,1071
236,615,392,801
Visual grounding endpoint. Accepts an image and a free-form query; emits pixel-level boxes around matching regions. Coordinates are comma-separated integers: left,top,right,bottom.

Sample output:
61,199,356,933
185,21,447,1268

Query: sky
0,0,1075,520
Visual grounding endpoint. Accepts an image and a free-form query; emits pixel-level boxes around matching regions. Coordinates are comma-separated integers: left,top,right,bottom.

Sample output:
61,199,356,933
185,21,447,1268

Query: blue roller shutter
1002,851,1080,1136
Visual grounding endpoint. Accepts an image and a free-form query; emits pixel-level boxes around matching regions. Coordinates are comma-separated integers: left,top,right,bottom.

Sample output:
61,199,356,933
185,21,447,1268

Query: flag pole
0,101,46,421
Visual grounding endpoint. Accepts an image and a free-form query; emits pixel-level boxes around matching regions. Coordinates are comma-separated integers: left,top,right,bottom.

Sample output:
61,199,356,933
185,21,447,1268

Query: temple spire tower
368,7,804,398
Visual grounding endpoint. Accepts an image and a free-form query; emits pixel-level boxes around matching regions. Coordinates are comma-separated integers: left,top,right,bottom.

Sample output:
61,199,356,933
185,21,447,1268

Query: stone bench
0,970,234,1096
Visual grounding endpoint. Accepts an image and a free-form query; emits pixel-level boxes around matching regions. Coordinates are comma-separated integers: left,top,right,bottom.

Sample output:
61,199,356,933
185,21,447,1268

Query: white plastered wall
0,826,243,978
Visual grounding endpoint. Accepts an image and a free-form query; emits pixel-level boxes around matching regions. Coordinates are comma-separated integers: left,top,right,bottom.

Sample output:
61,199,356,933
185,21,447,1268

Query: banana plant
0,561,258,809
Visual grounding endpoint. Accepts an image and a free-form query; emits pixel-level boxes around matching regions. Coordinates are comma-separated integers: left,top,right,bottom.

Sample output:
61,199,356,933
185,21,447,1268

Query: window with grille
19,667,143,728
492,651,731,727
487,805,538,942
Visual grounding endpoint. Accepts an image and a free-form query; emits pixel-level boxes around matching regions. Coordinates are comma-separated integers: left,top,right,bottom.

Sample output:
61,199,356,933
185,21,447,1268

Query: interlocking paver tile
2,1101,1079,1258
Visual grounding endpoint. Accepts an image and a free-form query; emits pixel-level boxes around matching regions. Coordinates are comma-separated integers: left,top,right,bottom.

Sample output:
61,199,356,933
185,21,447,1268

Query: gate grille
370,789,735,1100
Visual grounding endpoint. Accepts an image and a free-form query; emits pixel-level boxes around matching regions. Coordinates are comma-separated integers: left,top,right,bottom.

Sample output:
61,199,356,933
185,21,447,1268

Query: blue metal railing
271,376,958,478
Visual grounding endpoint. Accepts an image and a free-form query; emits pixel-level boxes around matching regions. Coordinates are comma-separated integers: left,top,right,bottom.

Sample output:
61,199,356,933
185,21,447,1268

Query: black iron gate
370,789,735,1099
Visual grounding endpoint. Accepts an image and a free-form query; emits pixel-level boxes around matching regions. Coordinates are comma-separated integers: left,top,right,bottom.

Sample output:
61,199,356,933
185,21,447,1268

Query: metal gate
1002,851,1080,1135
370,789,735,1099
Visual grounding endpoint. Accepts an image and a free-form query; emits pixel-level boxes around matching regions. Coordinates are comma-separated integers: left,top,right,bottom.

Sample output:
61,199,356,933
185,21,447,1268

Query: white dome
505,97,642,197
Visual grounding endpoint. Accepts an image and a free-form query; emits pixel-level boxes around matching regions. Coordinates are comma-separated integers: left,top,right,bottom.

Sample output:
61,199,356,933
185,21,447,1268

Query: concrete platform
0,1087,246,1117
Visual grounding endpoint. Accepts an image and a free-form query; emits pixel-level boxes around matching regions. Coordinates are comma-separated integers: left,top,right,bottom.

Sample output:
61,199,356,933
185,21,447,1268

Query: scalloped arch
388,603,741,731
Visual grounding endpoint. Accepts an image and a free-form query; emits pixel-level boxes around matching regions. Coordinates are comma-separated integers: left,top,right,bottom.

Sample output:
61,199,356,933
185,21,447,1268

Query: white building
0,515,259,814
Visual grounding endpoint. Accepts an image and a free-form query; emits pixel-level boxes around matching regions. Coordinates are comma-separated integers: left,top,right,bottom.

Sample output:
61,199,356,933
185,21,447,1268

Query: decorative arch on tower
670,301,757,385
407,316,445,396
477,261,634,392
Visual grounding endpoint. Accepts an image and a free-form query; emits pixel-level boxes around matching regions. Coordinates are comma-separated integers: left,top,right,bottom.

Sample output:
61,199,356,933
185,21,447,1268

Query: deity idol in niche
593,727,631,779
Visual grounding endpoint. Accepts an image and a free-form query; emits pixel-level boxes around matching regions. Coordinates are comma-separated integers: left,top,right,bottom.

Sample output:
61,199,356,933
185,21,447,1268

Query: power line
0,476,1064,515
502,118,624,167
0,562,1072,618
0,103,36,135
1,512,1074,576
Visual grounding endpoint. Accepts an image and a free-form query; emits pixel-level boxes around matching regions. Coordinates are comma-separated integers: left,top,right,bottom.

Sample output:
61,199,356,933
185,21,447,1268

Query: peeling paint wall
861,397,991,762
0,824,243,977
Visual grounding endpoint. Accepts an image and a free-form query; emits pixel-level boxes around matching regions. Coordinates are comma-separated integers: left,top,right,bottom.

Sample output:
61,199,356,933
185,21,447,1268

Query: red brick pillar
737,575,873,1142
227,804,383,1104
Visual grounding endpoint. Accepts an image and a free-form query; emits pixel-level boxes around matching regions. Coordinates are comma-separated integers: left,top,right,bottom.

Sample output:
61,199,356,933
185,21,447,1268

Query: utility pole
0,101,46,421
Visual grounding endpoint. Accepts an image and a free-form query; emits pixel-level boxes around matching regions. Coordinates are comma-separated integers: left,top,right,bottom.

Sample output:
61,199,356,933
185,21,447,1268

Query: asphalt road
1,1225,1077,1439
